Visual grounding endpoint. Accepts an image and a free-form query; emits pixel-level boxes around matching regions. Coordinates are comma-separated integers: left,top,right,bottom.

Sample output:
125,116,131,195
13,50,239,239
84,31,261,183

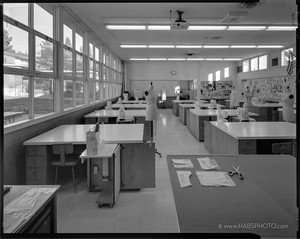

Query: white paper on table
176,170,192,188
196,171,236,187
172,159,194,168
197,157,220,170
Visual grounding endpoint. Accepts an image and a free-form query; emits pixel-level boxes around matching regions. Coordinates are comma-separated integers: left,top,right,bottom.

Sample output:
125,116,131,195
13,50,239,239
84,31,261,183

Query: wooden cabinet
26,146,51,185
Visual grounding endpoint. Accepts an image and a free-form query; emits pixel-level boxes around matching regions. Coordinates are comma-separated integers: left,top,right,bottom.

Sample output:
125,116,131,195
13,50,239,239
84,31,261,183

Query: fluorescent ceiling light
203,45,229,48
223,58,242,61
120,45,147,48
186,58,205,61
149,58,167,61
257,45,284,48
176,45,202,48
148,45,175,48
167,58,186,61
205,58,223,61
147,25,170,30
267,26,297,31
106,25,146,30
130,58,148,61
228,26,266,30
188,26,227,30
230,45,257,48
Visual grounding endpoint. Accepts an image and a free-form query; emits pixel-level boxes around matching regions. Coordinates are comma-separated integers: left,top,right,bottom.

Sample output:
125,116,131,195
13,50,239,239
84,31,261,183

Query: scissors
228,166,244,180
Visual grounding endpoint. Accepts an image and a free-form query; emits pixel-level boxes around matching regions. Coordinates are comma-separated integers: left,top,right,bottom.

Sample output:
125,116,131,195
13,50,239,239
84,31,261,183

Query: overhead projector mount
170,10,190,30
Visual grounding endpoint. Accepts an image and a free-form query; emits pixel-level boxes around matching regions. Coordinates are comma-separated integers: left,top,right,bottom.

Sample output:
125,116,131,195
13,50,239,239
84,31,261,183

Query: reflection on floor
57,109,211,233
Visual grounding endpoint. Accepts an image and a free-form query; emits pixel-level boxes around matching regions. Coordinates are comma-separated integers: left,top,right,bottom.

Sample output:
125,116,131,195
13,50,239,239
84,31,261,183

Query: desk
3,185,60,233
179,104,225,125
172,100,195,116
4,111,25,124
111,103,147,110
24,124,155,190
118,100,147,104
205,121,296,155
187,109,259,141
166,154,297,237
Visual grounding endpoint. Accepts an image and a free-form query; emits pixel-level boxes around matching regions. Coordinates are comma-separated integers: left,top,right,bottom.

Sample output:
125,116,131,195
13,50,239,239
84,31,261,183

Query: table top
189,109,258,117
172,100,195,103
84,109,146,118
252,102,297,108
210,121,296,139
118,100,147,104
3,185,60,233
179,103,225,108
166,154,297,237
23,124,145,145
111,104,147,109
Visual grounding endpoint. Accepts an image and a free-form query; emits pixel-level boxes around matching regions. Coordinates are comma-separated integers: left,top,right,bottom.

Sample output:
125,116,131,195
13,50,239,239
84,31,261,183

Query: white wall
126,61,238,97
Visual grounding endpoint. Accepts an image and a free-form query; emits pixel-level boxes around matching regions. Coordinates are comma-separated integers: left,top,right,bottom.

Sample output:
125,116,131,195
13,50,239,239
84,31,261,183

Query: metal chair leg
155,149,162,158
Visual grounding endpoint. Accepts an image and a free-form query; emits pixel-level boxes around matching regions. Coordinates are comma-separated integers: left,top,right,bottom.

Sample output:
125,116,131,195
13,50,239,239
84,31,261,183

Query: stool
116,116,135,124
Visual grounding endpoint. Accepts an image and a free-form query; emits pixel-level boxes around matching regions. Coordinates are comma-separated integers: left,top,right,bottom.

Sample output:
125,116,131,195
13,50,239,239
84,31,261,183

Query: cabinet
26,146,51,185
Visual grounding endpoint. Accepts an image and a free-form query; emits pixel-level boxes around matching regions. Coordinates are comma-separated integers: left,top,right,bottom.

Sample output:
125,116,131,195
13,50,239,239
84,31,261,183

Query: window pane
34,4,53,38
76,54,83,78
75,81,84,106
63,80,73,110
34,78,54,117
208,73,213,82
89,59,93,78
243,60,249,72
4,22,29,69
63,48,73,77
95,47,99,61
251,57,258,71
4,3,28,26
259,55,267,70
89,81,95,103
215,70,220,81
224,67,229,78
95,63,100,80
75,33,83,53
281,47,293,66
100,83,104,100
89,43,93,59
96,82,100,101
63,24,72,47
4,74,29,125
36,36,54,72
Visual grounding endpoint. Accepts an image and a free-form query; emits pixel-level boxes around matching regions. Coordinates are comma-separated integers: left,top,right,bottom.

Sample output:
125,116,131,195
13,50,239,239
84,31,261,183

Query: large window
251,57,258,71
4,3,28,26
259,55,267,70
208,73,213,82
34,78,54,117
215,70,220,81
63,24,73,47
243,60,249,72
76,54,83,78
63,80,73,109
224,67,229,78
75,33,83,53
34,4,53,38
35,36,54,73
63,49,73,77
281,47,294,66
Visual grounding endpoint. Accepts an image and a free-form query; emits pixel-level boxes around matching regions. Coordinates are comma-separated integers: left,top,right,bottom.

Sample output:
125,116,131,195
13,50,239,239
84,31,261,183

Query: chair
272,142,293,155
52,144,80,192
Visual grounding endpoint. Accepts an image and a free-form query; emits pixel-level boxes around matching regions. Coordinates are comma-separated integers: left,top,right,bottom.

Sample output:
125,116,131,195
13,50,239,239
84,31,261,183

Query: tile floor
57,109,210,233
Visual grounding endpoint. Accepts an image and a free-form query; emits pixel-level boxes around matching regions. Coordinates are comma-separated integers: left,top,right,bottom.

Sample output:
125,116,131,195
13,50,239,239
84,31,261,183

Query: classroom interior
2,1,298,238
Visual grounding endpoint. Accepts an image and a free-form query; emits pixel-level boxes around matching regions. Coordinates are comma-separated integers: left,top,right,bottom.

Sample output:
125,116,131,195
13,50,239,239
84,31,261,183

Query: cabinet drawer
26,157,47,168
26,146,47,156
27,167,47,180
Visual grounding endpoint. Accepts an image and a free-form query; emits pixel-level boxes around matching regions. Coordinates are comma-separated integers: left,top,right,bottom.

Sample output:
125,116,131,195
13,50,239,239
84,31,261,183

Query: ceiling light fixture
267,26,297,31
130,58,148,60
149,58,167,61
230,45,257,48
176,45,203,48
188,26,227,30
205,58,223,61
106,25,146,30
120,45,147,48
186,58,205,61
228,26,266,30
223,58,242,61
257,45,284,48
148,45,175,48
147,25,171,30
203,45,229,48
167,58,186,61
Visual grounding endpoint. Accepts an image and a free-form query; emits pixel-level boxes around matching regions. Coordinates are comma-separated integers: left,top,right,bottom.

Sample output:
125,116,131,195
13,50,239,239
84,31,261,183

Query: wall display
199,81,232,97
242,75,296,101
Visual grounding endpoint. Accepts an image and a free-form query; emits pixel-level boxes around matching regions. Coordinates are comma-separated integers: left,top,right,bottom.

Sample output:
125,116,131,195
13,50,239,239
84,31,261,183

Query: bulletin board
242,75,296,101
130,80,180,97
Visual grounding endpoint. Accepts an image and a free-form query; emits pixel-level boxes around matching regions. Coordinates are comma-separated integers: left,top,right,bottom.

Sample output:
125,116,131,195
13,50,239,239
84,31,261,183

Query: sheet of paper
196,171,236,187
197,157,220,170
176,170,192,188
172,159,194,168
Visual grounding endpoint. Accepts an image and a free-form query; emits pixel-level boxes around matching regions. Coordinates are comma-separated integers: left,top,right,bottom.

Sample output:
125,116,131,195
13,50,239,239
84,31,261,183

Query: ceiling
64,0,297,61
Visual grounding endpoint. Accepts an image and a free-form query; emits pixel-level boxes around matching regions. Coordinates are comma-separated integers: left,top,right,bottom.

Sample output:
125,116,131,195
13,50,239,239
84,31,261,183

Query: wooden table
187,109,259,141
205,121,296,155
166,154,297,237
179,103,225,125
3,185,60,233
172,100,195,116
23,124,155,190
111,103,147,110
